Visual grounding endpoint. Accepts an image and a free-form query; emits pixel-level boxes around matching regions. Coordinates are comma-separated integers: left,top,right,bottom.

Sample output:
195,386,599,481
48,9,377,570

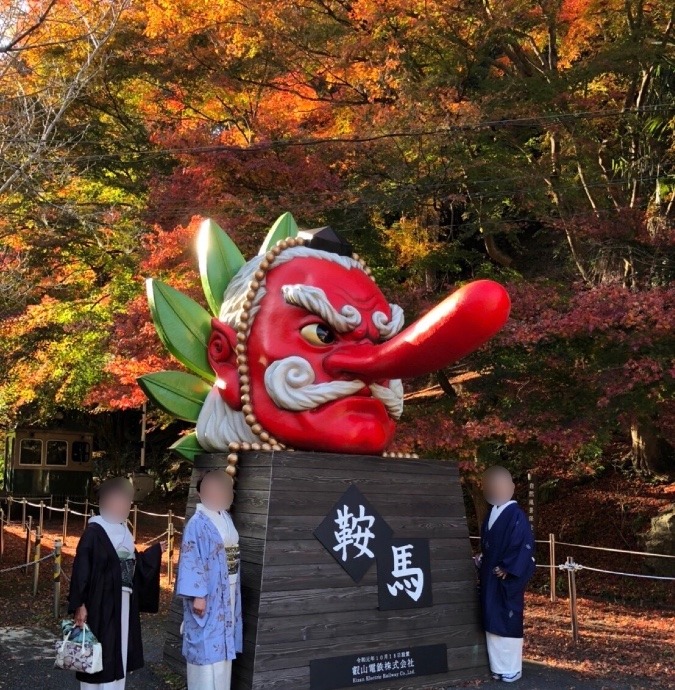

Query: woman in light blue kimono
176,469,243,690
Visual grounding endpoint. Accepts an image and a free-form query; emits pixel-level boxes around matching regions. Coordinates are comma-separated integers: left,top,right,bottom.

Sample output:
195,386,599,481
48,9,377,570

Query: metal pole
39,500,44,533
21,498,27,528
32,526,42,596
566,556,579,644
24,516,33,575
549,533,557,603
63,500,69,542
83,498,89,529
53,538,62,619
7,496,12,524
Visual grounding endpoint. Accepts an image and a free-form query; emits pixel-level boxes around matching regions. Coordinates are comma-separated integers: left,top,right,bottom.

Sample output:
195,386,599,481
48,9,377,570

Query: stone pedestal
164,451,488,689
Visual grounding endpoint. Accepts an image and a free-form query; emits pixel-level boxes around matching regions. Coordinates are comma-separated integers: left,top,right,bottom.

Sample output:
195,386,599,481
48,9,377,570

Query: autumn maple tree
0,0,672,489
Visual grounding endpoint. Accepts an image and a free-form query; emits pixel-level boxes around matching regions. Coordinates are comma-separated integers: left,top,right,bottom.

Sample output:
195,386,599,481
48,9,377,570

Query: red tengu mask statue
194,224,511,455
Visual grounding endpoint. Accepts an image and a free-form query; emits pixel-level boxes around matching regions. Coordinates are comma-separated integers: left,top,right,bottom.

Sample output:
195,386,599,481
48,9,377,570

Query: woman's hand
74,604,87,628
192,597,206,617
159,540,168,554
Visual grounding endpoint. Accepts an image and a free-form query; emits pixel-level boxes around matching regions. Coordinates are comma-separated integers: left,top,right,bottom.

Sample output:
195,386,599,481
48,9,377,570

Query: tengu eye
300,323,336,345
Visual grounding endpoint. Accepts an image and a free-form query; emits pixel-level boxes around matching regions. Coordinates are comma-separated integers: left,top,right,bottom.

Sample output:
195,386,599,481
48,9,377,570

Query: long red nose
325,279,510,381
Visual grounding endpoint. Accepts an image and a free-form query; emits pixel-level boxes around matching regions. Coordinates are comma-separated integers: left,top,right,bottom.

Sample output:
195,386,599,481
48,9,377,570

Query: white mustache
264,356,404,420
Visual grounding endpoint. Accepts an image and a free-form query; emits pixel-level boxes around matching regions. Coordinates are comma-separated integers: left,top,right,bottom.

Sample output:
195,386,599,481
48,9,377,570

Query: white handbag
54,622,103,674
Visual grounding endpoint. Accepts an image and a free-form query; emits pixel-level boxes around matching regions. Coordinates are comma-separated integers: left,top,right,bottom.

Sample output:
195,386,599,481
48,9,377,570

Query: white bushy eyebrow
373,304,404,340
281,284,362,333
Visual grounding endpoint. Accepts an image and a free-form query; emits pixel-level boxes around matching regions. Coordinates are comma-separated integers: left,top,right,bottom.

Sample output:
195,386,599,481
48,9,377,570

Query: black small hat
297,226,353,257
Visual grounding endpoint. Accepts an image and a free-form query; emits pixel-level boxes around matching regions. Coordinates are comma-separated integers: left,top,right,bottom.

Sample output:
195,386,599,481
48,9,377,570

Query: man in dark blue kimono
476,466,535,683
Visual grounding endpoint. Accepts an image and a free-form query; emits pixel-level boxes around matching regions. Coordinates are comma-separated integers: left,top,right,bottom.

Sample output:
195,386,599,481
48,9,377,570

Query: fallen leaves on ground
524,593,674,688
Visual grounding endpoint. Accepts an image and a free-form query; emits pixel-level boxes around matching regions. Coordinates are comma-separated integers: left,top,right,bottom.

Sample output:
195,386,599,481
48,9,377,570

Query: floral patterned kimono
176,504,243,690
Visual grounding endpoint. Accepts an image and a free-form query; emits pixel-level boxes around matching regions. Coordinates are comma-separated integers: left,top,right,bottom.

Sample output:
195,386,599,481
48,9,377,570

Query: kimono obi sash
225,545,240,576
118,549,136,590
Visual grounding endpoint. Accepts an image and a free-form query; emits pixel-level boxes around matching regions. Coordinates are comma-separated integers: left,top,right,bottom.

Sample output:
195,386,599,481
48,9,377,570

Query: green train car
3,428,94,498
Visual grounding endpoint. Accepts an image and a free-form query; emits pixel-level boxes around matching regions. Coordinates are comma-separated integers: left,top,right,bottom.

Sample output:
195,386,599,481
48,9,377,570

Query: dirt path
468,661,661,690
0,620,664,690
0,618,172,690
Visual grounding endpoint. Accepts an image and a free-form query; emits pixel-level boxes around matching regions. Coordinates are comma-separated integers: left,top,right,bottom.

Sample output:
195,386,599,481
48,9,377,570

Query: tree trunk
466,475,489,534
436,370,457,399
630,417,672,475
481,233,513,267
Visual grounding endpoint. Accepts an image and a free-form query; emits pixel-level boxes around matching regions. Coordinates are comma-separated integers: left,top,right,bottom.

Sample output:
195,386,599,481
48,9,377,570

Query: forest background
0,0,673,541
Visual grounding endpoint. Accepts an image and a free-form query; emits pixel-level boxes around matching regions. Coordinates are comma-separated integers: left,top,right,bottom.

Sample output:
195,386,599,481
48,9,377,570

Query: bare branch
0,0,59,54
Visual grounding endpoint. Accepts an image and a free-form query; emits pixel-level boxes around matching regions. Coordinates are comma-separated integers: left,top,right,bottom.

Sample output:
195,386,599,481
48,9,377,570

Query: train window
46,440,68,466
19,439,42,465
72,441,91,464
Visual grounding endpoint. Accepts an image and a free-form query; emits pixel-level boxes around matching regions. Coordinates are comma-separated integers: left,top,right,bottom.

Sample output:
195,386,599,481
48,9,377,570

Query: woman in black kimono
68,477,165,690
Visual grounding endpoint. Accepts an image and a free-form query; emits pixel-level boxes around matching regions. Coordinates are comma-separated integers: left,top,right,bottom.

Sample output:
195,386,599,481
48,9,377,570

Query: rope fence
471,531,675,644
544,540,675,558
0,494,183,614
470,534,675,559
2,496,185,518
0,494,186,544
138,529,169,547
0,552,53,575
0,524,54,599
3,494,673,635
570,563,675,581
531,560,675,580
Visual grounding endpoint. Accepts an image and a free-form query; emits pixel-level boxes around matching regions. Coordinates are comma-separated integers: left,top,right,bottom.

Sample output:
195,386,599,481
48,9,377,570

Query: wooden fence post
0,507,4,559
21,498,27,528
167,520,174,584
24,516,33,575
166,510,173,579
527,471,537,534
32,526,42,596
566,556,579,644
549,533,557,603
132,505,138,541
53,538,62,619
62,500,69,542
